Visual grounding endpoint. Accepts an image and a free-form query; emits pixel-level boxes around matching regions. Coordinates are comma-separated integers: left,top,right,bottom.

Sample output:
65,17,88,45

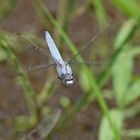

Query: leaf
110,0,140,19
123,79,140,106
114,20,137,49
38,79,56,107
97,19,138,87
0,33,37,116
79,66,93,92
60,96,71,108
125,102,140,118
99,109,124,140
112,46,140,106
91,0,107,26
14,116,37,131
124,129,140,138
0,0,18,21
20,109,61,140
0,48,7,61
112,46,133,106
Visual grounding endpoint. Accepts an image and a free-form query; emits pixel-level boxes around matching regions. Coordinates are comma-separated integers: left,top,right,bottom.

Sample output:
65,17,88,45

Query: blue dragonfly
17,26,107,86
45,31,74,86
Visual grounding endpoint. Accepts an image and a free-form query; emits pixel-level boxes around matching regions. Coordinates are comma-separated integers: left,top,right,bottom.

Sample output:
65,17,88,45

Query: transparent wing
8,63,55,77
68,60,108,65
6,32,56,76
66,24,114,76
45,31,64,65
16,32,51,58
67,25,108,64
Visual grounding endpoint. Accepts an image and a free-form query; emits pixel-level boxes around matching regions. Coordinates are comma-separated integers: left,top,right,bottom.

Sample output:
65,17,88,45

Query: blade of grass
123,129,140,138
0,32,37,116
56,0,68,30
112,46,134,107
66,0,76,17
97,19,139,87
54,0,69,47
38,79,56,108
86,67,120,140
0,0,18,21
90,0,107,26
20,109,61,140
123,79,140,105
110,0,140,19
125,102,140,118
99,109,124,140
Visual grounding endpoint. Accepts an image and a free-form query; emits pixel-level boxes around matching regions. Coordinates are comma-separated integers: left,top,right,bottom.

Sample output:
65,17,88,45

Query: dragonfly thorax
56,62,75,86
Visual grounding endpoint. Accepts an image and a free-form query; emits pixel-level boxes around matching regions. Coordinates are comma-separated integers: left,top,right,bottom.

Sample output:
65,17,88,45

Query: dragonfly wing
7,63,56,77
67,25,108,64
45,31,64,65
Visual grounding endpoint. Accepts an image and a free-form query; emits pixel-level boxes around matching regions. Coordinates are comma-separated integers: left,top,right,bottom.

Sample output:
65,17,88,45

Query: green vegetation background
0,0,140,140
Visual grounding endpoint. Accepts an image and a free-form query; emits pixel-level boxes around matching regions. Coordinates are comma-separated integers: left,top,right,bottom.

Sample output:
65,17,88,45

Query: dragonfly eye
59,65,63,68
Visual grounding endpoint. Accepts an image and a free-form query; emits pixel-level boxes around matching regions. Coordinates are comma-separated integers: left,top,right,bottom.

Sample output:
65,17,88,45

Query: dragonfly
45,31,75,86
16,26,107,86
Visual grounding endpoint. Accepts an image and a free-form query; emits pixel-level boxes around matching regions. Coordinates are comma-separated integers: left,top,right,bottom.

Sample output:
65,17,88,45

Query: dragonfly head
61,73,75,86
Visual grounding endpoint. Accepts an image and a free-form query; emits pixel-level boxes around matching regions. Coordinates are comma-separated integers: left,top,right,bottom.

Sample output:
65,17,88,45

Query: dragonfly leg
58,76,61,80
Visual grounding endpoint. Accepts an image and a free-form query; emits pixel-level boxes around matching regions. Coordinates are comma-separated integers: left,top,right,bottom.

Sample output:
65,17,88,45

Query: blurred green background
0,0,140,140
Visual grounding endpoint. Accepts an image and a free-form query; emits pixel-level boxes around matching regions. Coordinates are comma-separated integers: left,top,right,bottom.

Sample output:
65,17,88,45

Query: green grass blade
0,0,18,21
91,0,107,26
112,46,133,106
113,46,140,107
54,0,69,46
20,109,61,140
110,0,140,19
99,109,124,140
124,79,140,106
123,129,140,138
125,102,140,118
97,19,139,87
0,32,37,116
89,70,120,140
